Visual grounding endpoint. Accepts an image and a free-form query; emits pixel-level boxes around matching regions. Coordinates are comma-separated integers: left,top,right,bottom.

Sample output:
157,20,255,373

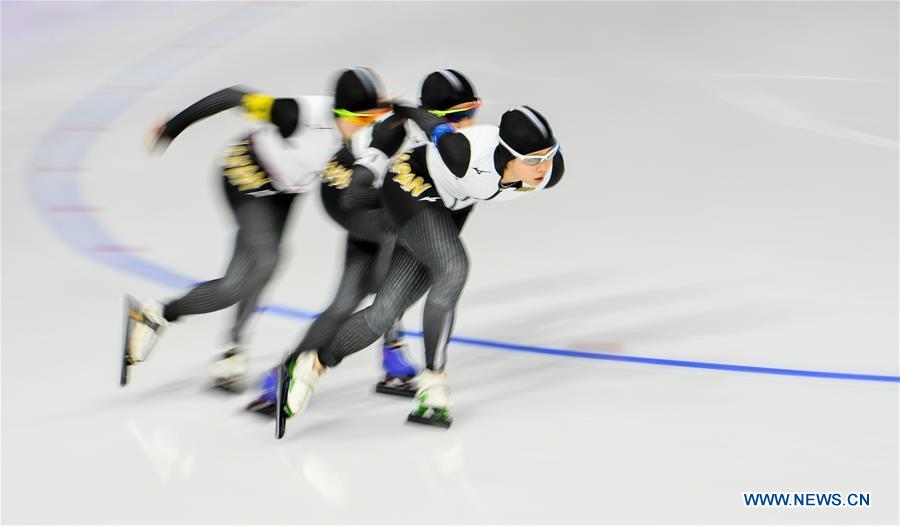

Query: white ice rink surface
2,2,898,524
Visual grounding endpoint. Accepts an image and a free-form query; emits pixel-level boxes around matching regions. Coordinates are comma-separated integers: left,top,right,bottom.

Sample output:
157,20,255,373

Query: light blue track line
25,5,900,385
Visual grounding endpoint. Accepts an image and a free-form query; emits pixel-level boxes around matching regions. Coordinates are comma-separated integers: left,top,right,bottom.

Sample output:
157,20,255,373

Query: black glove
391,103,447,138
369,113,408,157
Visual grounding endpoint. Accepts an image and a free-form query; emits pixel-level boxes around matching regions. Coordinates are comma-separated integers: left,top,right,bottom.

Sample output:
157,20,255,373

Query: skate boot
407,369,453,428
245,367,278,417
120,295,168,386
375,340,419,398
275,350,323,439
210,345,249,394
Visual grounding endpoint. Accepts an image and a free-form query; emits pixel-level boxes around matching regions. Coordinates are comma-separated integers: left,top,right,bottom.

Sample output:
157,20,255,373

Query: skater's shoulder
458,124,499,144
459,126,501,174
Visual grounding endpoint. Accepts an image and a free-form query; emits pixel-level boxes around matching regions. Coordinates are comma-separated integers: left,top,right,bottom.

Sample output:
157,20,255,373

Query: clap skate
210,345,249,393
245,367,278,417
375,340,418,398
275,350,323,439
407,369,453,428
120,295,167,386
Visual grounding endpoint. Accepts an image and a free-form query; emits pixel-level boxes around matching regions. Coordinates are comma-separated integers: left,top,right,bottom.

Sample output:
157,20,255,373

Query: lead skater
275,103,565,436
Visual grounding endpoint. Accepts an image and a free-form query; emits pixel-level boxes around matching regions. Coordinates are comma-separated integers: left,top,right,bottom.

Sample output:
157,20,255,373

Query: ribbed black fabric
318,205,469,372
162,176,297,344
162,86,249,142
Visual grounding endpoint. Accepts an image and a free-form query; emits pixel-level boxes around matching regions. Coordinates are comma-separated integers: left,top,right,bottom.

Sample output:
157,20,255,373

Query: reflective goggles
333,106,392,125
427,99,483,123
498,137,559,166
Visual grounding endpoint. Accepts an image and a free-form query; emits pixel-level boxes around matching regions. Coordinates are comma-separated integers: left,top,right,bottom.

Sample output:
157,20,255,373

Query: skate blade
120,295,140,387
274,361,291,439
375,381,416,398
406,409,452,429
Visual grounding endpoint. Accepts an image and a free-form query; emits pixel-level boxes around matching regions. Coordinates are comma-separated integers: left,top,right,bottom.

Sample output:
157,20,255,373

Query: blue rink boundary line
25,6,900,387
258,306,900,383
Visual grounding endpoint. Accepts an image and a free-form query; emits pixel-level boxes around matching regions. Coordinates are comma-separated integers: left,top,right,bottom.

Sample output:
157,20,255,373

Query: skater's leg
252,207,383,414
388,207,467,426
161,236,251,322
210,192,295,391
368,230,419,385
372,233,411,344
294,235,378,352
163,193,291,323
383,319,404,345
317,247,431,367
370,230,397,292
331,202,410,350
127,192,280,365
230,192,298,344
250,233,378,412
399,207,469,373
231,284,264,343
197,229,264,391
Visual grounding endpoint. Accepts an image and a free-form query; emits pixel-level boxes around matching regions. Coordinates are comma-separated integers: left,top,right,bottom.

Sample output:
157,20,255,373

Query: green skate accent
287,357,297,378
283,357,298,417
415,405,428,416
437,408,449,420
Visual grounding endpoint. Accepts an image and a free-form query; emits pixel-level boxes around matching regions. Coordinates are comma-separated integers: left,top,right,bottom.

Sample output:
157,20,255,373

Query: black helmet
419,69,478,111
333,67,387,112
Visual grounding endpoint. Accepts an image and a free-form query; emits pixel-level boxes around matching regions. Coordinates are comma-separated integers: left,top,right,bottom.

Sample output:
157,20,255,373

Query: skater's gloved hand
369,113,407,157
389,100,419,119
391,103,450,142
145,115,171,154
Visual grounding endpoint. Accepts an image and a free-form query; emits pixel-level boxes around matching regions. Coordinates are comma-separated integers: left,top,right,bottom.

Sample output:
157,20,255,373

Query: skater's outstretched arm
151,87,301,150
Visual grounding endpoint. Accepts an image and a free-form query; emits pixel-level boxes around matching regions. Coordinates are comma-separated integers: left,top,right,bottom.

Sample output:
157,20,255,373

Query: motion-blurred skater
122,68,391,392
